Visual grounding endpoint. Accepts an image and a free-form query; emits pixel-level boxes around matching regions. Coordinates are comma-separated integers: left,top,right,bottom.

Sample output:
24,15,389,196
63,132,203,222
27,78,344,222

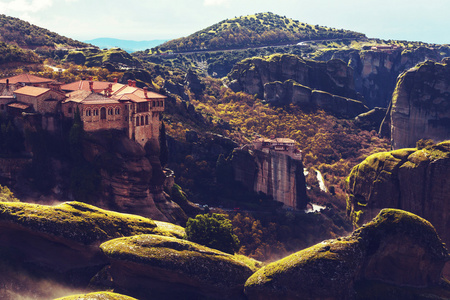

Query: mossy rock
244,209,449,300
0,201,184,245
54,291,137,300
100,234,259,299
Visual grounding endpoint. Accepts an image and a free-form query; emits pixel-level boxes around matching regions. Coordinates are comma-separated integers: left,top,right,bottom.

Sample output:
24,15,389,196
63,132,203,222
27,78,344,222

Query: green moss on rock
244,209,449,300
54,291,137,300
100,234,259,298
0,201,184,245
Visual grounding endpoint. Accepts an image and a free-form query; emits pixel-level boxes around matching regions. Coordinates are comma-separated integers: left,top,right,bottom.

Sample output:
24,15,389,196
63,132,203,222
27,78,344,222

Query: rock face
0,201,184,288
244,209,449,300
83,131,187,224
55,292,138,300
354,107,387,131
315,46,449,109
387,60,450,149
346,142,450,278
100,234,258,300
231,148,307,210
228,54,358,100
264,80,368,118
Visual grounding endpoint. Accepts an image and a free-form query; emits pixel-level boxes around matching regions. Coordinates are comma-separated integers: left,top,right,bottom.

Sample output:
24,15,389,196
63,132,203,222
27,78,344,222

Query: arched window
108,108,113,115
145,115,149,125
136,117,139,126
93,109,99,116
115,108,120,115
100,107,106,119
141,116,144,125
86,109,91,116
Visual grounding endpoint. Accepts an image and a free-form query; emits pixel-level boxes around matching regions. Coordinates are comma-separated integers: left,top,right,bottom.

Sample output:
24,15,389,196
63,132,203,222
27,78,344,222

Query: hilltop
0,14,90,50
151,12,365,53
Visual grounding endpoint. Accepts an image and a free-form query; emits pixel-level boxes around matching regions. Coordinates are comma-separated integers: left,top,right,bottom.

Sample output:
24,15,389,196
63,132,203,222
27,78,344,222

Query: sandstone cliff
244,209,450,300
231,148,307,210
315,46,449,109
0,201,184,295
100,234,259,300
386,60,450,149
227,54,367,117
346,142,450,277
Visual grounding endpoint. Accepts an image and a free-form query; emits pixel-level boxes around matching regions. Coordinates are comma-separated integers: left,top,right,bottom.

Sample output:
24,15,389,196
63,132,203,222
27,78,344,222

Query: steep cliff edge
315,46,449,109
244,209,449,300
82,131,188,224
226,54,367,117
0,201,184,295
387,60,450,149
231,148,307,210
346,142,450,277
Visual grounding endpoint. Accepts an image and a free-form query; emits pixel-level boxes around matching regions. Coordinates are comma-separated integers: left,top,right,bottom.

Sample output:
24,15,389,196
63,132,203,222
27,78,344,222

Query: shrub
185,213,240,254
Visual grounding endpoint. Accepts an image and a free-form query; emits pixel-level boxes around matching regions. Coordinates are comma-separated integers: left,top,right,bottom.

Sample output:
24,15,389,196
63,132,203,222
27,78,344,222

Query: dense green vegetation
151,12,365,53
185,213,240,254
0,14,90,49
0,41,41,66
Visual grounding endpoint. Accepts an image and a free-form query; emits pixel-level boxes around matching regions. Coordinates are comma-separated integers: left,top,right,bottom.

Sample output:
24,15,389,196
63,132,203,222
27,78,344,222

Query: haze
0,0,448,44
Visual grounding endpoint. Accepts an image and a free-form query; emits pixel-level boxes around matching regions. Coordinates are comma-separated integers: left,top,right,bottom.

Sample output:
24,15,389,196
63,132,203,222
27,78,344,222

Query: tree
185,213,240,254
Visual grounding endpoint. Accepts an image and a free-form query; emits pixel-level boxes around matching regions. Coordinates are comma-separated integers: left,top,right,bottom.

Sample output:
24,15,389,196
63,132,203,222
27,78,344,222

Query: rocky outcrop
354,107,387,131
315,46,449,109
83,131,187,224
244,209,449,300
227,54,368,117
228,54,359,100
100,234,259,300
55,292,138,300
264,80,368,117
346,142,450,278
231,148,307,209
386,60,450,149
0,201,184,288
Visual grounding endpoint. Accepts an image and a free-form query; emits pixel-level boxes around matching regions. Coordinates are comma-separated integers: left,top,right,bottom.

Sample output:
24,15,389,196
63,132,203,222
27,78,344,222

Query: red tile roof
14,86,51,97
61,80,111,92
0,74,55,84
7,102,31,110
65,90,120,105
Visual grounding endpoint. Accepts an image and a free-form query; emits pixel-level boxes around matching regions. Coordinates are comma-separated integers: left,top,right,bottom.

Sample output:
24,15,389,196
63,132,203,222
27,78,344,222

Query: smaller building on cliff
232,138,307,210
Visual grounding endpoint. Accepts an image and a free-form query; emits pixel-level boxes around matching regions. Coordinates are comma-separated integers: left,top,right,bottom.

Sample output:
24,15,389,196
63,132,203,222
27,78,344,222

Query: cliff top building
0,74,166,146
252,137,302,160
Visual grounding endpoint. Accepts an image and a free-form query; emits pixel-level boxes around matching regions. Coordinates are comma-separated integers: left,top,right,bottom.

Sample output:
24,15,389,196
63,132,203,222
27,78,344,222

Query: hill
152,12,365,53
0,14,90,50
0,41,41,67
84,38,167,53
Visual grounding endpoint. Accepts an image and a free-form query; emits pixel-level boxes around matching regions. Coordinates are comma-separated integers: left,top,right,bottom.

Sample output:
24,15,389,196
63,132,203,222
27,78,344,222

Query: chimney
107,83,113,97
132,80,136,87
113,77,118,83
128,79,132,86
89,81,94,91
143,87,148,98
89,76,93,81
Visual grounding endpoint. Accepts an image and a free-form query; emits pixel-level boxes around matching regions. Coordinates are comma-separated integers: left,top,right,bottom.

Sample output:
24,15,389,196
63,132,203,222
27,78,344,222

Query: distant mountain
0,14,90,50
84,38,167,53
154,12,365,53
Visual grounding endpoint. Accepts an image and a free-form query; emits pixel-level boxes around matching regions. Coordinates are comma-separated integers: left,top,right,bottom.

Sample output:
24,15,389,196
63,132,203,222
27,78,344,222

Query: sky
0,0,449,44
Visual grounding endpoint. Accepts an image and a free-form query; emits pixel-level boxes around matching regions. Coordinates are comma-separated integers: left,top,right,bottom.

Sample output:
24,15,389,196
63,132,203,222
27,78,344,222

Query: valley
0,10,448,300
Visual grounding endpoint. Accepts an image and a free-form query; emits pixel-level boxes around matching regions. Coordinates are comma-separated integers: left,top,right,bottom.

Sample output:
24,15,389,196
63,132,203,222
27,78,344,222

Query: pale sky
0,0,448,44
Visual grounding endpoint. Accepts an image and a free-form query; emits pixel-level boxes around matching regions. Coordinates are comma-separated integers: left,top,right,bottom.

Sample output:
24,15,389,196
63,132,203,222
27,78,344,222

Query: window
68,107,72,114
152,101,155,107
101,107,106,119
93,109,99,116
136,117,139,126
145,115,149,125
141,116,144,125
86,109,91,116
160,101,163,107
108,108,113,115
115,108,120,115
